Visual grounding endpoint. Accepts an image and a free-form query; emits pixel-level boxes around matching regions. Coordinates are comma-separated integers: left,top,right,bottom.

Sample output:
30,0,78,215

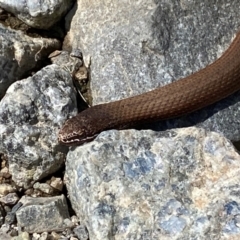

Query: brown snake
58,32,240,146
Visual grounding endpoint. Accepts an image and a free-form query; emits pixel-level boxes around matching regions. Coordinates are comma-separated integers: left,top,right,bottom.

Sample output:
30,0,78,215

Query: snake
58,31,240,146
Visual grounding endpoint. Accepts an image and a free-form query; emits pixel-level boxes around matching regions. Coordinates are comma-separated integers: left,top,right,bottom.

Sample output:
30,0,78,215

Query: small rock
39,232,48,240
33,182,55,195
71,215,79,225
0,192,19,205
16,195,70,233
23,188,34,197
0,229,11,240
49,50,82,76
5,201,23,225
63,218,74,229
12,231,30,240
49,177,63,192
73,225,89,240
0,223,10,233
70,237,78,240
0,167,11,179
50,231,61,240
9,227,18,237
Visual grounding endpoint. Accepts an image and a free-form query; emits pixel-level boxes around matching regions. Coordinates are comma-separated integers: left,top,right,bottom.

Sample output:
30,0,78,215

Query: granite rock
0,0,75,29
16,195,70,233
65,127,240,240
64,0,240,141
0,23,61,99
73,225,89,240
0,64,77,188
0,193,19,205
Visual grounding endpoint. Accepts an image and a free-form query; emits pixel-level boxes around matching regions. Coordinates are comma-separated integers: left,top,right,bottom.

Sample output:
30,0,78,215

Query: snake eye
58,110,101,146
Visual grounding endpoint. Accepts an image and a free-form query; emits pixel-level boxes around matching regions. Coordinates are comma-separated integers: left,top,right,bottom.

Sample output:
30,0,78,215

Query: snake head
58,112,99,146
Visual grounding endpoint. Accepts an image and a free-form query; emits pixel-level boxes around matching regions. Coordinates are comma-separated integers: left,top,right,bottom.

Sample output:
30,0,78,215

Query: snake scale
59,31,240,146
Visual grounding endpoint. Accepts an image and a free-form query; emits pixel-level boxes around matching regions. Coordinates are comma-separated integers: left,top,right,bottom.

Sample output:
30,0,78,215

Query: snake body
59,32,240,146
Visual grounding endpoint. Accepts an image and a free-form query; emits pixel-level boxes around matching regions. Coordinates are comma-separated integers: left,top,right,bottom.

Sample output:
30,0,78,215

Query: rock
0,0,75,29
49,232,61,240
5,201,23,225
0,204,5,225
71,215,79,225
63,0,240,141
0,23,61,99
49,177,63,192
38,232,48,240
33,183,55,195
11,231,30,240
65,127,240,239
0,166,11,179
49,49,90,107
70,237,78,240
16,195,70,233
0,232,12,240
73,225,89,240
0,183,16,196
49,50,83,77
0,64,77,188
0,192,19,205
32,233,40,239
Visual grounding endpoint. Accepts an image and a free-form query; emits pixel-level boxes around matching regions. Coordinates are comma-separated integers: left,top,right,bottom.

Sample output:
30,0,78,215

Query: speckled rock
64,0,240,141
0,23,61,99
16,195,70,233
0,0,75,29
73,225,89,240
0,193,19,205
65,127,240,240
49,50,83,77
0,64,77,188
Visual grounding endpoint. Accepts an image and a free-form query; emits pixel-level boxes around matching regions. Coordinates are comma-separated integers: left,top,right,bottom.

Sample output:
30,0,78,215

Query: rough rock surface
0,23,61,99
73,225,89,240
0,0,75,29
16,195,70,233
1,0,240,239
64,0,240,141
0,64,77,188
65,127,240,240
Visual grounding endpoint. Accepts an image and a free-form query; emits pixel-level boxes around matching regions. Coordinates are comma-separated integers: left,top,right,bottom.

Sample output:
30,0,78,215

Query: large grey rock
64,0,240,141
65,127,240,240
0,64,77,188
0,0,75,29
16,195,70,233
0,23,61,99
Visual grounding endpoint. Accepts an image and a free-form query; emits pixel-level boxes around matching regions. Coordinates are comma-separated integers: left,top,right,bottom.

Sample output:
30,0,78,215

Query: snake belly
58,31,240,146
